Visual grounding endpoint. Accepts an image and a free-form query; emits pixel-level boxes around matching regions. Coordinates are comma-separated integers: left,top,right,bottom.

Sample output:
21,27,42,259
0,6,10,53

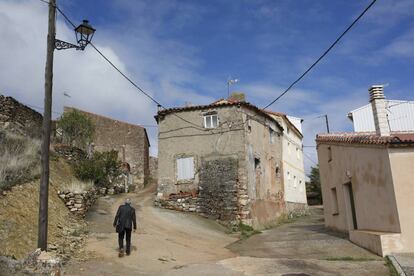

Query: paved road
65,186,389,275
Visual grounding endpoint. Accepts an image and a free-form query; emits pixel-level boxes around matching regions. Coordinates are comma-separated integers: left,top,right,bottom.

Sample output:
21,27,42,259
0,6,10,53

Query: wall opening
343,182,358,230
331,187,339,215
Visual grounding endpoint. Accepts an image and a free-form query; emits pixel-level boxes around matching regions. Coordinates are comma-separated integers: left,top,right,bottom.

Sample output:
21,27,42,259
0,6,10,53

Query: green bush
74,150,121,187
57,110,95,149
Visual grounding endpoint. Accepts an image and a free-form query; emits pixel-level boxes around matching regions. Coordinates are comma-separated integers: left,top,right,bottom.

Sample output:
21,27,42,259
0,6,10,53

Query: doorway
343,182,358,230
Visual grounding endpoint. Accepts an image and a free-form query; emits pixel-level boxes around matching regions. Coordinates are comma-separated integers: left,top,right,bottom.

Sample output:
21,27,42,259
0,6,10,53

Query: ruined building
63,107,150,189
155,96,306,228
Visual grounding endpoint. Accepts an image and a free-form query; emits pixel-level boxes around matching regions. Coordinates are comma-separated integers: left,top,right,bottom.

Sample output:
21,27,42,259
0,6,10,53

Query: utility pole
324,114,330,133
38,0,56,251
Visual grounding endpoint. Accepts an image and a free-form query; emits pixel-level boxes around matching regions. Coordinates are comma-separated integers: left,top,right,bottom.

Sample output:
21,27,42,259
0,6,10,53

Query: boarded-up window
177,157,194,180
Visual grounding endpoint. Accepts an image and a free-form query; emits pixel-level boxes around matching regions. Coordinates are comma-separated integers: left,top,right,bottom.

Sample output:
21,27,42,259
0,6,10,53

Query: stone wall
154,191,198,212
63,107,149,189
154,158,241,226
53,144,87,163
149,156,158,181
0,95,42,138
57,190,98,217
198,157,239,223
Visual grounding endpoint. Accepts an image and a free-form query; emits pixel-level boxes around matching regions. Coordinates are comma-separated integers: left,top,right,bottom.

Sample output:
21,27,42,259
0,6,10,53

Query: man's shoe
126,251,130,256
118,249,124,257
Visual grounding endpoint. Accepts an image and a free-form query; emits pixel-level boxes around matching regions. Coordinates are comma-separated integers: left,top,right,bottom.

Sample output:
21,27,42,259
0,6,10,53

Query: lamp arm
55,39,85,51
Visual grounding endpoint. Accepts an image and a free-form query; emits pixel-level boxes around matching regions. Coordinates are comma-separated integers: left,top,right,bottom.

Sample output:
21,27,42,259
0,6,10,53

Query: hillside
0,158,87,260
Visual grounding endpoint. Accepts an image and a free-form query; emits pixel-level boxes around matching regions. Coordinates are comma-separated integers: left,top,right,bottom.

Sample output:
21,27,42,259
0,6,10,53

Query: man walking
113,198,137,257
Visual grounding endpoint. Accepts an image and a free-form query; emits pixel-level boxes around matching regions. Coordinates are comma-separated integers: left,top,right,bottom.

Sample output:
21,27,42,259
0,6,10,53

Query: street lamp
55,20,96,50
38,0,95,251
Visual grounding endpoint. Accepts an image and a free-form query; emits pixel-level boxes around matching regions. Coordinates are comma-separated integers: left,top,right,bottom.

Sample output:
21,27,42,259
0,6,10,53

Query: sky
1,0,413,174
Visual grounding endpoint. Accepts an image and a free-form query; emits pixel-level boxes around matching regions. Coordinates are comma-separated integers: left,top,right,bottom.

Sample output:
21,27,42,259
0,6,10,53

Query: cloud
382,27,414,59
0,0,216,156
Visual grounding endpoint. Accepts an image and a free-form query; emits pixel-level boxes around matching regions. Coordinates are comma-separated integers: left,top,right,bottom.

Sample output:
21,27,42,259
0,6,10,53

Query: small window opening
331,187,339,215
254,157,260,169
269,128,275,144
328,146,333,162
204,112,219,128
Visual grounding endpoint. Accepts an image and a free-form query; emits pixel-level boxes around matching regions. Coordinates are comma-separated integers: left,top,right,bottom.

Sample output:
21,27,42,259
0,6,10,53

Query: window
176,157,194,181
293,175,297,188
296,147,300,159
269,128,275,144
287,171,291,180
287,142,291,154
204,113,219,128
331,187,339,215
328,146,333,162
254,157,261,169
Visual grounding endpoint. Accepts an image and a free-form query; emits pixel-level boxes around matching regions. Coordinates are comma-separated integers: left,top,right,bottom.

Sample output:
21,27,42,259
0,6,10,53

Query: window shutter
177,157,194,180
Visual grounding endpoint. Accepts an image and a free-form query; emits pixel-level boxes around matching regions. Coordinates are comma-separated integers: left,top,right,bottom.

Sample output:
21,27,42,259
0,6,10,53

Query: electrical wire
303,151,318,165
262,0,378,110
50,3,206,131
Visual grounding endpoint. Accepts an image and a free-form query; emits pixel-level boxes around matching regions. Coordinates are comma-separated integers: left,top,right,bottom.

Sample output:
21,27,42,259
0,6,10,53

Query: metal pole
38,0,56,251
227,82,230,98
324,114,330,133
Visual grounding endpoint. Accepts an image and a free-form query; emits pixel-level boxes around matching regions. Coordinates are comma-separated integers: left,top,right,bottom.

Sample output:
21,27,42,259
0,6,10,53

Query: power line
49,2,206,131
303,151,318,165
262,0,378,110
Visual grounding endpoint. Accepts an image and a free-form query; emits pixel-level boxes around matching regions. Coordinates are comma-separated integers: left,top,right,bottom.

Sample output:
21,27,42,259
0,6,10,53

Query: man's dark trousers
113,203,136,255
118,228,132,254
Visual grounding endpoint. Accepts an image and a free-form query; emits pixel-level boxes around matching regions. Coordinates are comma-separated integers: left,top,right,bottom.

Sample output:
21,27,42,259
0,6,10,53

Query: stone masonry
0,95,42,138
155,99,285,228
198,157,239,222
57,190,98,217
63,107,150,190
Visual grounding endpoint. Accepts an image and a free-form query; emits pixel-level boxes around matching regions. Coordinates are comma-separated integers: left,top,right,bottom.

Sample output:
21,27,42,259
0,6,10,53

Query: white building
348,98,414,132
267,111,308,209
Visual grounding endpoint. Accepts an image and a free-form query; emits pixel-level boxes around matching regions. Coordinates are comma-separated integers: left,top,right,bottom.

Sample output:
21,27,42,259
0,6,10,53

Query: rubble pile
0,248,62,276
57,189,98,217
154,191,198,212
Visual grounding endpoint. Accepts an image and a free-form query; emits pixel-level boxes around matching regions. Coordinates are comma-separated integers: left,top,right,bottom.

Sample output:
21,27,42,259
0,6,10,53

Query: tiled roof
316,132,414,146
156,101,284,131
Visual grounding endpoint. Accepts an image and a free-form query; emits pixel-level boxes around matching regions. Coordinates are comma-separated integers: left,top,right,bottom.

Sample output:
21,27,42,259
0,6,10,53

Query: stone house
155,98,290,228
316,85,414,256
266,111,307,210
63,107,150,189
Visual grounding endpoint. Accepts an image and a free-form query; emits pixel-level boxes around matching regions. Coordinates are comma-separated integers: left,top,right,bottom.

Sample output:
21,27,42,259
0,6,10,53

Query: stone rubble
57,189,98,217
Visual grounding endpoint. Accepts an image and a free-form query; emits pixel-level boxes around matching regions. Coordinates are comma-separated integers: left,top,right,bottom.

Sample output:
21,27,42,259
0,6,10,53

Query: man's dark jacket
113,204,137,233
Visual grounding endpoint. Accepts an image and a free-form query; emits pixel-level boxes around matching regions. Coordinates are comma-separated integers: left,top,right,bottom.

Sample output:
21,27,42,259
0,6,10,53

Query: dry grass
61,179,94,193
0,130,41,190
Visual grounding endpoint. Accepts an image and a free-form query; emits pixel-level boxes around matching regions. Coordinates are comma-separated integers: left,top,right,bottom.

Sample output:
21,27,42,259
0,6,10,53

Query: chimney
369,85,390,136
228,92,246,102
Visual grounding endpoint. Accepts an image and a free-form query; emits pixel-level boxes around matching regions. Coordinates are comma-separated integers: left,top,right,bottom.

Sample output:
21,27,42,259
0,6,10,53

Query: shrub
57,110,95,149
74,150,121,188
0,130,41,190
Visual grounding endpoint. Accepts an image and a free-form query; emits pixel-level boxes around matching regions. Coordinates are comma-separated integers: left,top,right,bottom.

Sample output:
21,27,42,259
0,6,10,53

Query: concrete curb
388,255,407,276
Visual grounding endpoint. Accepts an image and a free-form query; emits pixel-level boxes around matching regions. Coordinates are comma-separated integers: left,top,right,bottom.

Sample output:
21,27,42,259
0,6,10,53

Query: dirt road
65,186,389,275
65,185,238,275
